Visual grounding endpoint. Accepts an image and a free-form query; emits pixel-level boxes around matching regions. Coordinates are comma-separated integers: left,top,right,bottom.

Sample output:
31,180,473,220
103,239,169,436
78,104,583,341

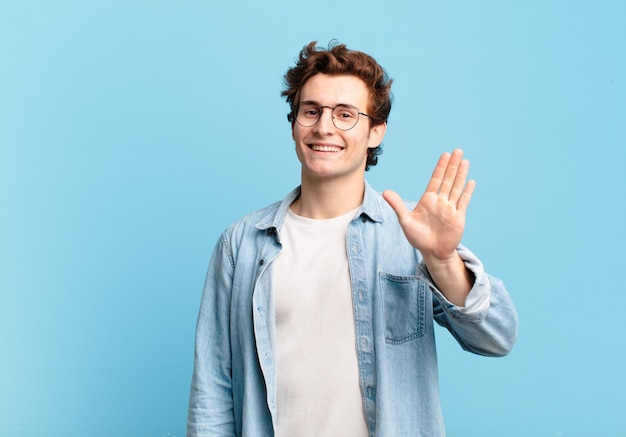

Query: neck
291,175,365,219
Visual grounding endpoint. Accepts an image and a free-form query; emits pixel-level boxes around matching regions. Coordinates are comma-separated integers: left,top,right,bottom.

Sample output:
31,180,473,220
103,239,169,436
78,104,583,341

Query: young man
187,41,518,437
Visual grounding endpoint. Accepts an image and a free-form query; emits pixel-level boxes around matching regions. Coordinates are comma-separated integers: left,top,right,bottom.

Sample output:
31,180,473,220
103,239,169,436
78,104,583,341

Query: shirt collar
359,180,386,223
255,180,387,235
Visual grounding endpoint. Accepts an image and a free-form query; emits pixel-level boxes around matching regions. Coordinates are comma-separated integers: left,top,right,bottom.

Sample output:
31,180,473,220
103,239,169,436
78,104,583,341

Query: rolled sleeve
416,245,518,357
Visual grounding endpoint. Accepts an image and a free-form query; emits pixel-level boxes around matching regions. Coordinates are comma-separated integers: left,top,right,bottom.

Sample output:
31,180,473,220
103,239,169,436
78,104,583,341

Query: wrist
421,251,474,306
421,249,460,269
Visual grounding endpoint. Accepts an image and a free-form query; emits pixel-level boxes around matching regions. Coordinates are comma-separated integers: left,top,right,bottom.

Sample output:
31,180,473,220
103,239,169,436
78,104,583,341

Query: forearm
421,250,474,307
188,296,237,436
187,371,236,436
419,245,518,357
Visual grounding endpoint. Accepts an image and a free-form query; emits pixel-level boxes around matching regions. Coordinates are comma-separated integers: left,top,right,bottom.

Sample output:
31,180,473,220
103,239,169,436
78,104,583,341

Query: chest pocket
380,273,426,344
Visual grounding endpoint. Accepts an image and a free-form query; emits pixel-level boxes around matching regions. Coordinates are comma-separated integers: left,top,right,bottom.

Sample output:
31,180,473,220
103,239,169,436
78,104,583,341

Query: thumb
382,189,408,220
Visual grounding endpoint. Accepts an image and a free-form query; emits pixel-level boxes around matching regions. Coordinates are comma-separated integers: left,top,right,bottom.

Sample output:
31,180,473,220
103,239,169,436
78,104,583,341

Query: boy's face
292,74,386,184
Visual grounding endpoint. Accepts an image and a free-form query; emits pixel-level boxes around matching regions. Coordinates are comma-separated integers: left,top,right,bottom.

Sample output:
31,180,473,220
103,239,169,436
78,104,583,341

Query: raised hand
383,149,476,304
383,148,475,260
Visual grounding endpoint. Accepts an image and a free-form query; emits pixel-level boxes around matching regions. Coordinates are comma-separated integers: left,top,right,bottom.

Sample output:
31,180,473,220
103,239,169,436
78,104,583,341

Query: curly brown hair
282,41,393,170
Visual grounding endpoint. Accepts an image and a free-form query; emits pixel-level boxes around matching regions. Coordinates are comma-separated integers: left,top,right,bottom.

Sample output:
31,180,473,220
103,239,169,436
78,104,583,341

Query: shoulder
362,182,417,223
220,185,300,242
223,200,282,239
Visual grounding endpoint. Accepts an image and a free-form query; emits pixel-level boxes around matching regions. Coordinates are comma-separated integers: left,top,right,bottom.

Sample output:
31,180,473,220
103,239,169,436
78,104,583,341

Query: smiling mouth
310,144,343,152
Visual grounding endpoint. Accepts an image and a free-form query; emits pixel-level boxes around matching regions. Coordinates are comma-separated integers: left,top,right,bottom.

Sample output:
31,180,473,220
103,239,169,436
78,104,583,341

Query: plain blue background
1,1,625,436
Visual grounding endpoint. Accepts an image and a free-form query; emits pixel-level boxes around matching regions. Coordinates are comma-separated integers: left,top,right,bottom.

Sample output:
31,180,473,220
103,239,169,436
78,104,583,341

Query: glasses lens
332,105,359,130
296,104,320,127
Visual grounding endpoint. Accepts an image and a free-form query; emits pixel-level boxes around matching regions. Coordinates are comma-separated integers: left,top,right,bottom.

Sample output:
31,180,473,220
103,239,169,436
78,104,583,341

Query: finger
382,189,409,220
457,179,476,215
449,158,470,204
438,149,464,197
424,152,451,195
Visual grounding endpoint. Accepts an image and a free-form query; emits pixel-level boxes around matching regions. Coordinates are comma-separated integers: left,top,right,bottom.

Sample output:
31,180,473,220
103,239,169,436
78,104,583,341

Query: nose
315,106,336,134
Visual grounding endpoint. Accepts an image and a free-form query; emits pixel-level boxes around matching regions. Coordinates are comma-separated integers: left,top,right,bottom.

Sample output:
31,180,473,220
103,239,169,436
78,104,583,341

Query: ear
367,122,387,149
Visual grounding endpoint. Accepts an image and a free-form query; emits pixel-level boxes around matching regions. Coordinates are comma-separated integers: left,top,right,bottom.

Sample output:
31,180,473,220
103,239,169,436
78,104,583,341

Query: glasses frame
295,103,373,131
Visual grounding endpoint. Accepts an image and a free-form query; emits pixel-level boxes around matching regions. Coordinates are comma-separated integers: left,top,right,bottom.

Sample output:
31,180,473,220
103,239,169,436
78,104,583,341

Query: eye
334,106,357,119
300,105,320,118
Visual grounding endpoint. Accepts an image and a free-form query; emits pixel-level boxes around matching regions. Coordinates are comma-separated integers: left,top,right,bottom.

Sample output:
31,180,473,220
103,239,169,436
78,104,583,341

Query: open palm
383,149,475,261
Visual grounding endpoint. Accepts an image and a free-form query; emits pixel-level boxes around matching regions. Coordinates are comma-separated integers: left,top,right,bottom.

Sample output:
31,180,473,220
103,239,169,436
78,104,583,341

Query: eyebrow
299,100,357,108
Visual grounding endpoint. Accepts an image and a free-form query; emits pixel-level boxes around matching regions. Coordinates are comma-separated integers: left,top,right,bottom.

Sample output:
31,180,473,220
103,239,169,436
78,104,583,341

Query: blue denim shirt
187,182,518,437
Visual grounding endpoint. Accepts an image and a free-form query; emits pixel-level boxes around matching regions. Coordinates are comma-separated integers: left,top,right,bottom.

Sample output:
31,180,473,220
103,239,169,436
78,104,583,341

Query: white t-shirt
273,207,368,437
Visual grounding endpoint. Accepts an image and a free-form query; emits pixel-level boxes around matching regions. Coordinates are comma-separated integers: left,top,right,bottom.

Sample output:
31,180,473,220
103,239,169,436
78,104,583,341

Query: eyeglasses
295,103,372,131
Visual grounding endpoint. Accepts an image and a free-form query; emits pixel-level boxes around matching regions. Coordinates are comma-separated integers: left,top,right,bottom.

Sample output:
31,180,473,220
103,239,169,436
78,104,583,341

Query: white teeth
311,145,342,152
